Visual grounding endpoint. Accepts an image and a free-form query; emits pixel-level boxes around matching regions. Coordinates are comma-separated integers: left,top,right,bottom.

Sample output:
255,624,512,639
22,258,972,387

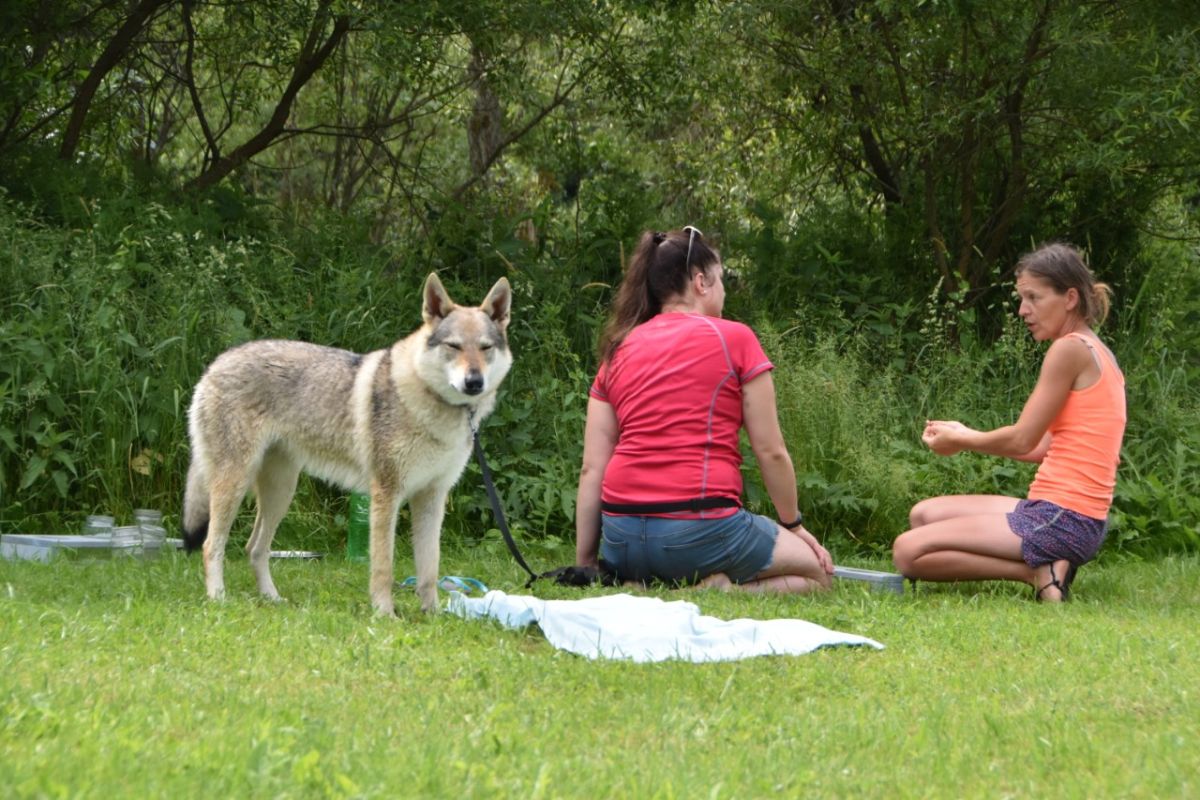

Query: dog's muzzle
463,371,485,395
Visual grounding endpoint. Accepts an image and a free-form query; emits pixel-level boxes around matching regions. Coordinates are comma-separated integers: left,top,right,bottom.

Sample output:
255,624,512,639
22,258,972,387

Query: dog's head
417,273,513,404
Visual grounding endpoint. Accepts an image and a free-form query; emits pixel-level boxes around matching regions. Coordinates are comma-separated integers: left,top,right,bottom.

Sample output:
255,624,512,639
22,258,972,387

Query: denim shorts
599,509,778,585
1006,499,1108,568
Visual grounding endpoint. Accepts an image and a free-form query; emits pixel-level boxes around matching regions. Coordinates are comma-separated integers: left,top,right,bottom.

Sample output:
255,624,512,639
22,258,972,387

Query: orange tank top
1027,332,1126,519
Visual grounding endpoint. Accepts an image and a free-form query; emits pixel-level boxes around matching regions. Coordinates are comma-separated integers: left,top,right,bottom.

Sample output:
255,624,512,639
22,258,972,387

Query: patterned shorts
1006,499,1107,568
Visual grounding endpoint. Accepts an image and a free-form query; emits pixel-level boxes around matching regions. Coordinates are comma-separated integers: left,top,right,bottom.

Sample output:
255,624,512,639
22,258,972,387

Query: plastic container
83,515,115,537
347,492,370,562
110,525,143,557
2,534,117,562
138,523,167,558
133,508,163,526
833,566,906,595
128,509,165,559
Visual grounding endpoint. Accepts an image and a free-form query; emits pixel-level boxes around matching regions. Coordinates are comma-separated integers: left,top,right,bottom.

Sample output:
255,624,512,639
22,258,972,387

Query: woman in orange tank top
892,244,1126,602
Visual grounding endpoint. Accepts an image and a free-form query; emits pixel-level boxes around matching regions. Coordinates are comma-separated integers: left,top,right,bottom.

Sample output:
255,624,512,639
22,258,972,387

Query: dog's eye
445,342,462,351
480,343,493,351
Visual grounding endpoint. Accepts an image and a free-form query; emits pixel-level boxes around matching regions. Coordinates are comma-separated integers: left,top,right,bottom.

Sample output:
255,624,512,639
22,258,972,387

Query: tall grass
2,183,1198,557
0,190,409,534
758,299,1047,552
751,240,1200,556
1105,231,1200,552
0,189,589,551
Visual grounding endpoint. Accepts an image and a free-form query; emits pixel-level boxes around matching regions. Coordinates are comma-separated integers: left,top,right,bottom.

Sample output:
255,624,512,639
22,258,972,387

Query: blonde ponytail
1091,282,1113,326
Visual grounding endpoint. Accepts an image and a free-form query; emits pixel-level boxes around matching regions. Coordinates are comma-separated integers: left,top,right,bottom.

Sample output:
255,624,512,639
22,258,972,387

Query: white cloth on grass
447,590,883,663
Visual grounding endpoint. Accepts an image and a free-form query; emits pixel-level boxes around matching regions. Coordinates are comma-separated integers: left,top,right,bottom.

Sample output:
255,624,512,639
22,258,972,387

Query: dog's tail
181,457,210,553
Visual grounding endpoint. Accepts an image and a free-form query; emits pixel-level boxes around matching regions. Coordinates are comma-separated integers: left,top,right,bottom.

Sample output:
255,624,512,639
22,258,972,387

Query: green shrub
2,166,1197,561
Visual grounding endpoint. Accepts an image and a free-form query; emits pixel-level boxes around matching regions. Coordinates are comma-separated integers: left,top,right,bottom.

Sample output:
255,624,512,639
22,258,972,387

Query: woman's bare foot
696,572,734,591
1033,559,1071,602
741,574,826,594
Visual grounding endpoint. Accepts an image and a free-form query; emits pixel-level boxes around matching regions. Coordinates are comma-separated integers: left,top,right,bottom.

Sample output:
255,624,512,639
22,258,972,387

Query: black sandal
1035,563,1077,602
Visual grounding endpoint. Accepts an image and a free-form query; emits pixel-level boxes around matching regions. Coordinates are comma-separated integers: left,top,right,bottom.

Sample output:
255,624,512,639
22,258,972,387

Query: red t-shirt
590,313,774,518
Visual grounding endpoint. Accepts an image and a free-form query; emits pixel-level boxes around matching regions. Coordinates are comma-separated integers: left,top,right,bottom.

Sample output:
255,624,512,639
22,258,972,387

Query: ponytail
598,231,659,363
1092,281,1113,326
598,228,720,362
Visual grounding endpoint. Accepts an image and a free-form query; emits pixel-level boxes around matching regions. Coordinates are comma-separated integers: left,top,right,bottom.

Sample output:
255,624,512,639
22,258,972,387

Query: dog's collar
465,405,483,439
420,382,482,430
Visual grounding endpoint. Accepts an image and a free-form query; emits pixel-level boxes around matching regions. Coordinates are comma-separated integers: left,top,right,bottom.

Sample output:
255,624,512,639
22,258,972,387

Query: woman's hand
922,419,970,456
790,525,834,574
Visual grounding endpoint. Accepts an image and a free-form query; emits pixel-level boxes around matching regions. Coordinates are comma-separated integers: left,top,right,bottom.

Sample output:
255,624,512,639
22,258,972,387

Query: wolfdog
181,273,512,615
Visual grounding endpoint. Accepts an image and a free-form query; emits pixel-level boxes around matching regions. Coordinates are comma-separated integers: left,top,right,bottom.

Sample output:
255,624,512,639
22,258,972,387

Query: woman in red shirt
575,227,833,593
892,243,1126,601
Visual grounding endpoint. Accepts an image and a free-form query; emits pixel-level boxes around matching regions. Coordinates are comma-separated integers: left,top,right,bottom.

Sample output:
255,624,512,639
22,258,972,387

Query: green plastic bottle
347,492,370,562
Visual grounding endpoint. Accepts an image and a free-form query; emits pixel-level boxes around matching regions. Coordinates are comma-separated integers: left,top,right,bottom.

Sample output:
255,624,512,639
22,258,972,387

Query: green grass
1,545,1197,799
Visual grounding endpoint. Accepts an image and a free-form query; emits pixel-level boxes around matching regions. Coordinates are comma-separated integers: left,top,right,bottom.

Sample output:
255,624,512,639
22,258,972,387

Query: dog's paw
371,600,396,618
417,587,441,614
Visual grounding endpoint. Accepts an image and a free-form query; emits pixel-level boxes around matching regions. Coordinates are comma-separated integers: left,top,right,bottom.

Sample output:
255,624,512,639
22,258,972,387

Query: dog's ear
422,273,456,325
481,277,511,329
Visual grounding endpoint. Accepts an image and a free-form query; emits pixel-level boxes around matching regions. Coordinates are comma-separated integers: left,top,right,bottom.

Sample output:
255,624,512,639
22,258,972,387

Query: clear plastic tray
832,565,906,594
1,533,133,562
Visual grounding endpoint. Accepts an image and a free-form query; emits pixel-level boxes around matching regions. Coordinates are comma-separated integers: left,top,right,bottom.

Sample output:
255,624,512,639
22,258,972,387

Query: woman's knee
892,531,918,575
909,497,938,528
759,533,826,583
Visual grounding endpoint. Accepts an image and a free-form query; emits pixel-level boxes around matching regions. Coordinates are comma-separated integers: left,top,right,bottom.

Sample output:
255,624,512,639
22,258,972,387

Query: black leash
471,424,541,588
471,422,615,590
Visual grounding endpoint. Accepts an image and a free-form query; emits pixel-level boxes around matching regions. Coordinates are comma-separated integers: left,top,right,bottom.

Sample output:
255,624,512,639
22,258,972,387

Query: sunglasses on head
683,225,703,273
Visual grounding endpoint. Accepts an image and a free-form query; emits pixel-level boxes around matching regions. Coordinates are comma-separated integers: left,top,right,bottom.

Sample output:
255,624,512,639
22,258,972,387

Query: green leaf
51,468,69,497
52,450,78,474
19,455,48,490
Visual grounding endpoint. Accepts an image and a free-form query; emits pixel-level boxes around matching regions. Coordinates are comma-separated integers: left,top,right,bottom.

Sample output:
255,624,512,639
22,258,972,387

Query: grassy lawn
1,545,1196,799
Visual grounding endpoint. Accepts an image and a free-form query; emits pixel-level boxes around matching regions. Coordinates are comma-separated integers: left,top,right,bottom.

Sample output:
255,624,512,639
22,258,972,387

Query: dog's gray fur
182,273,512,615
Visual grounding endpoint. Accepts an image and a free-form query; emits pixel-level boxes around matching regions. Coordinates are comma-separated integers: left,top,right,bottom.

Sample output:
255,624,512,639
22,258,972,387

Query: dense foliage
1,1,1197,556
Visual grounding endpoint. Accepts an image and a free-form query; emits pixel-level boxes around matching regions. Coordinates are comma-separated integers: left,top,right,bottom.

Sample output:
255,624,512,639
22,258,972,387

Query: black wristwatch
779,512,804,530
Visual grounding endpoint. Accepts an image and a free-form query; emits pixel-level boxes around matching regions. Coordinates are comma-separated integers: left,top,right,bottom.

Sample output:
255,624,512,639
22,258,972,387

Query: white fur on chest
329,346,479,499
399,435,473,497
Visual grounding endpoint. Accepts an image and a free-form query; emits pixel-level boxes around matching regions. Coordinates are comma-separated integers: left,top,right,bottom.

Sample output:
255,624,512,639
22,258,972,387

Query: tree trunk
59,0,174,161
467,42,503,180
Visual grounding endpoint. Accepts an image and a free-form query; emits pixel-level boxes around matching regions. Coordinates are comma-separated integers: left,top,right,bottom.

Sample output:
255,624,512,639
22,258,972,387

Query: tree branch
450,47,594,201
923,156,952,285
181,0,219,169
59,0,175,160
979,0,1054,271
186,3,353,191
849,84,903,204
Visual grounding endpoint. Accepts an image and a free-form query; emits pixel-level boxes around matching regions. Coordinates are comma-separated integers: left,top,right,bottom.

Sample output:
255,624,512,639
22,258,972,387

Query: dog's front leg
408,485,448,614
368,479,402,617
